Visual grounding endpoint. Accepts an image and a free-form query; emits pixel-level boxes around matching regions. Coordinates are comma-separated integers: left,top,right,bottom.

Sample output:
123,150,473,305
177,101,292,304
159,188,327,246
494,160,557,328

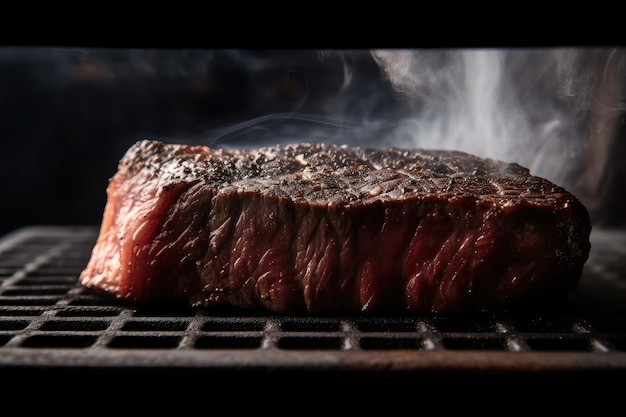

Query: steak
79,139,592,314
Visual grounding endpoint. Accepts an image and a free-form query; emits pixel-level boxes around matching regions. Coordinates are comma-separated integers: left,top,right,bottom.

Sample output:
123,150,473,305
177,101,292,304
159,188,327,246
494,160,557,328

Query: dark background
0,48,402,237
0,47,624,237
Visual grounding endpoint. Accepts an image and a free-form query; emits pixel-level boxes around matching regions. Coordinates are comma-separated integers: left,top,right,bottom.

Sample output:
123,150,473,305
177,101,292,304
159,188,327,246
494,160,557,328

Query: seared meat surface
79,140,592,313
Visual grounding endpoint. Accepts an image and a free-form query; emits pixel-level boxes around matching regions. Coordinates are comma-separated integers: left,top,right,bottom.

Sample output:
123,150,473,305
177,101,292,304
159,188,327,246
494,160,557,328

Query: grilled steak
79,139,592,314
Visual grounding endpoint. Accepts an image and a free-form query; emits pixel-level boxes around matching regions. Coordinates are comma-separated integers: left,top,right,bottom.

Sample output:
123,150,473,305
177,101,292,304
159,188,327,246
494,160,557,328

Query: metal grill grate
1,226,626,373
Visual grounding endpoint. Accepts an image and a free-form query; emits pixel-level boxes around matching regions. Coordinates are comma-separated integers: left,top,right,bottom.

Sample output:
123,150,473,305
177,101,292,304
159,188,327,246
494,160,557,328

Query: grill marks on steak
79,140,592,314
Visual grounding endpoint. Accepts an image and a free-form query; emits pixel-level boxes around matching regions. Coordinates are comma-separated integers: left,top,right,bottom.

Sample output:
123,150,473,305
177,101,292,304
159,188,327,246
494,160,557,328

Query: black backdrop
0,48,401,236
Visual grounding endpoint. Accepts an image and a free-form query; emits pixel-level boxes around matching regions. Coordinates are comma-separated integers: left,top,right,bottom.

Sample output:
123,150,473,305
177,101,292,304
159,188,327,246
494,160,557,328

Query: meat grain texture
79,140,592,314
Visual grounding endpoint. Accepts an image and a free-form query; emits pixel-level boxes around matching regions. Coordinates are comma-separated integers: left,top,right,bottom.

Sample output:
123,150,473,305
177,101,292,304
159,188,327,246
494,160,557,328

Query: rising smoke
368,48,626,225
371,49,617,174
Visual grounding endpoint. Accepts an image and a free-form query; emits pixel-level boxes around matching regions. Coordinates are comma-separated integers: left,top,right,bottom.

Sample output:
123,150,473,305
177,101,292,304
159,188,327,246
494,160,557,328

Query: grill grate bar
1,226,626,372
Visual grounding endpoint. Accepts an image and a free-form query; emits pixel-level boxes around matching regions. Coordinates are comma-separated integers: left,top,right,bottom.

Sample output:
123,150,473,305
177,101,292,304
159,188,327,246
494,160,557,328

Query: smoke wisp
370,48,626,225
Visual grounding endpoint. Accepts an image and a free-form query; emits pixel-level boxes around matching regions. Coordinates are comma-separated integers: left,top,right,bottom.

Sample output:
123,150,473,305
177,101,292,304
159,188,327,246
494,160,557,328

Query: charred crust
122,140,589,214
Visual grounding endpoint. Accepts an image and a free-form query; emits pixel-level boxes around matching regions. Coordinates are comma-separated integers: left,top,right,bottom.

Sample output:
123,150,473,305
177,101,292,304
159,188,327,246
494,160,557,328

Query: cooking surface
1,226,626,375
